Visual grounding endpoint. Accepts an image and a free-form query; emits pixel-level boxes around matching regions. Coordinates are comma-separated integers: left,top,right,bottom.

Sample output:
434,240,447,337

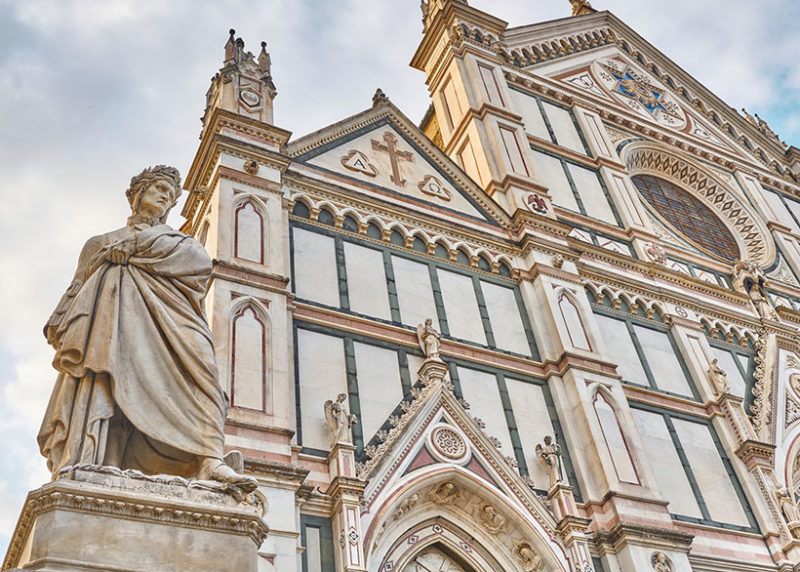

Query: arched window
234,199,264,264
631,174,740,262
557,291,591,350
594,391,639,484
230,304,268,411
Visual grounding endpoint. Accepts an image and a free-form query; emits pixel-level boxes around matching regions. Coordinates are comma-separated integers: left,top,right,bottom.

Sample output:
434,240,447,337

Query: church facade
179,1,800,570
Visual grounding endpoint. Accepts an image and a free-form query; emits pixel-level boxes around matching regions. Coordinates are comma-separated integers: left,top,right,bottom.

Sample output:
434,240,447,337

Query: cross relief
371,131,414,187
338,130,452,202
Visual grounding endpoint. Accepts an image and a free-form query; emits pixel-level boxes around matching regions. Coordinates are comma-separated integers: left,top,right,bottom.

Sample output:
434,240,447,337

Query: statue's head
336,393,347,403
126,165,182,222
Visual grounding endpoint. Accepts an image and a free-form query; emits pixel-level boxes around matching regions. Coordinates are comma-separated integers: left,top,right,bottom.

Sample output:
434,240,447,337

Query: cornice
284,171,516,257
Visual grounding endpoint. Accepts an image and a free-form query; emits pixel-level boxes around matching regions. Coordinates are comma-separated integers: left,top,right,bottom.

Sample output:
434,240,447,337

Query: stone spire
202,29,277,130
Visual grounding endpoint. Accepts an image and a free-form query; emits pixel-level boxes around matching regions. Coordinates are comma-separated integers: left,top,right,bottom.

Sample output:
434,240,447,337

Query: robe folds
38,223,226,477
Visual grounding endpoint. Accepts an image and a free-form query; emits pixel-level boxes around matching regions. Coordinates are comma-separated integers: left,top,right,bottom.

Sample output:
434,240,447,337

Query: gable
550,53,735,152
294,118,499,223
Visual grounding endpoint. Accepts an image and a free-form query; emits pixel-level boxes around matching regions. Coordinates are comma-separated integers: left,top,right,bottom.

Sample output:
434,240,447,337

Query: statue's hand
105,237,137,265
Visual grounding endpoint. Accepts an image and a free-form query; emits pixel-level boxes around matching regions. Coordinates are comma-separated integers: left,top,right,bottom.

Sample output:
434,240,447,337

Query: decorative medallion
238,88,261,108
525,193,548,214
418,175,452,201
592,58,686,129
431,426,467,460
341,150,378,177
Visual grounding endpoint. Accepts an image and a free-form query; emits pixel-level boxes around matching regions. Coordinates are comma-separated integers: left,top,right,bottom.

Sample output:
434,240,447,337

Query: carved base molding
3,466,268,572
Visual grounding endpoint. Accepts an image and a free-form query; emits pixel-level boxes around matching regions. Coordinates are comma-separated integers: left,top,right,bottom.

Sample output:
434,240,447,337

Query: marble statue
38,165,256,490
707,358,730,396
732,259,778,320
777,487,800,524
536,435,562,488
417,318,441,360
324,393,357,446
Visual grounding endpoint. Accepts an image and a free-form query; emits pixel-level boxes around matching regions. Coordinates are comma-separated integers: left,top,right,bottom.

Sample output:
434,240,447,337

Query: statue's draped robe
38,223,226,477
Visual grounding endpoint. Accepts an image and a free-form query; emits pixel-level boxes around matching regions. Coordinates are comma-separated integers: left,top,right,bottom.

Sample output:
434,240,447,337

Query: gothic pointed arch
366,468,568,572
232,194,268,264
229,298,271,412
620,141,775,266
554,286,593,351
588,384,641,485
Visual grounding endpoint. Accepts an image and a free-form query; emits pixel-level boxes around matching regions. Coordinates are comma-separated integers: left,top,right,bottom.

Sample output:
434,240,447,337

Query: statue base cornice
2,465,268,572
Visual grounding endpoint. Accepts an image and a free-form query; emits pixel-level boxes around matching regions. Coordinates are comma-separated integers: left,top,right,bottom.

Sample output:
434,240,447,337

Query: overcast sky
1,0,798,550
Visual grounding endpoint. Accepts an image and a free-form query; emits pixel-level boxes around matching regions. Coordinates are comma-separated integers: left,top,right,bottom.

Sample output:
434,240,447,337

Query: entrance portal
401,546,477,572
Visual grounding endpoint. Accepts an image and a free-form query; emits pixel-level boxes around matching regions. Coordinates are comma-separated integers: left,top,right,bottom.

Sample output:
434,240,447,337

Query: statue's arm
43,235,106,347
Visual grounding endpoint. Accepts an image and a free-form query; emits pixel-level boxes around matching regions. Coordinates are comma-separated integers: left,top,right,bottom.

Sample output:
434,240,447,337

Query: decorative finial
224,29,237,62
372,88,389,107
569,0,596,16
258,41,271,74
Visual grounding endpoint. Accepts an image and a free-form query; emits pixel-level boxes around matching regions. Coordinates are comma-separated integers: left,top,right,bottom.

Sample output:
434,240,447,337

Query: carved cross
371,132,413,187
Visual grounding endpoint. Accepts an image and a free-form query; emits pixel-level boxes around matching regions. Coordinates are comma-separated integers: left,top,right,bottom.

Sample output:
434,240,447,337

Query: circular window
632,174,740,262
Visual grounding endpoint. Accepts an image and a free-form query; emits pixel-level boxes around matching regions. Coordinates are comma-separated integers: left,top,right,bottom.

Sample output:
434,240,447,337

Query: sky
1,0,798,551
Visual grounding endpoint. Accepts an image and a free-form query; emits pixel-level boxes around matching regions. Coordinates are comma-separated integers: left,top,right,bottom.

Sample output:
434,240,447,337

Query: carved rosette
427,424,470,465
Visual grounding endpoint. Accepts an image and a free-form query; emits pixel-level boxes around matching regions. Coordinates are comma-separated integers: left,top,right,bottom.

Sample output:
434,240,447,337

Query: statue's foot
198,458,258,492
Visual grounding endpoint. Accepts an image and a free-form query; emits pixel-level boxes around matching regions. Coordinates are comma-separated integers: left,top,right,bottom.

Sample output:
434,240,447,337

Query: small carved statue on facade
474,502,506,534
651,551,672,572
395,492,419,519
38,165,256,491
516,542,544,571
551,254,565,269
536,435,562,488
417,318,442,360
731,259,778,319
324,393,358,447
707,358,729,396
429,481,461,505
777,487,800,525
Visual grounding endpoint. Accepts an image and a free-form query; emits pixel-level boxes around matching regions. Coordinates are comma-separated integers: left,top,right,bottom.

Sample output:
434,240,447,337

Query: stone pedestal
2,466,268,572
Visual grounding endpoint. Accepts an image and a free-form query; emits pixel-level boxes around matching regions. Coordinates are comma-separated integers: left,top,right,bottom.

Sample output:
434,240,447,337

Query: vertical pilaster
327,443,367,572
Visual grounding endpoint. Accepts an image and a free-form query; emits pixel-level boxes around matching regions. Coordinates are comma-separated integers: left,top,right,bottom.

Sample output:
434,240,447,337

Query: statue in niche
777,487,800,528
324,393,358,447
38,166,256,490
515,542,543,571
536,435,562,488
651,552,672,572
707,358,730,396
732,260,778,320
474,501,505,534
417,318,442,360
429,481,461,505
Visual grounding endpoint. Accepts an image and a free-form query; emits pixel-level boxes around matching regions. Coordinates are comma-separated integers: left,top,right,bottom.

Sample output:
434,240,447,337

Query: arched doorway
402,545,477,572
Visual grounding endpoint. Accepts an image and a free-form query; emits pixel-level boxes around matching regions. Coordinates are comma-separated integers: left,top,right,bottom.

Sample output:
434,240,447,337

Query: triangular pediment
359,365,571,570
503,11,788,171
287,100,510,226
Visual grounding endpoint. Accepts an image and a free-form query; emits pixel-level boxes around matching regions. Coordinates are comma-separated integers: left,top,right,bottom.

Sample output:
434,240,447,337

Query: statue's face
137,179,176,219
